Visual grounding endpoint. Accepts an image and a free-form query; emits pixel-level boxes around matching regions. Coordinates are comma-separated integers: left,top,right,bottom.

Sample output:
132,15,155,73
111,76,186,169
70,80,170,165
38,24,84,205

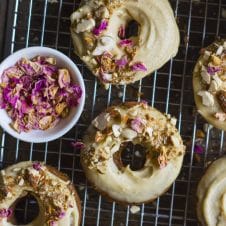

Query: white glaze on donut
197,157,226,226
0,161,81,226
81,102,185,204
70,0,180,85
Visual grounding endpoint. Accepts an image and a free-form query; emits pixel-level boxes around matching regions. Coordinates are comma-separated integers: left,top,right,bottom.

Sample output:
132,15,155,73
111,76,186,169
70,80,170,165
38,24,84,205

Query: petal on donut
115,56,128,68
131,117,145,133
118,39,133,47
32,162,42,171
131,62,147,72
92,19,108,36
0,208,13,218
118,25,125,39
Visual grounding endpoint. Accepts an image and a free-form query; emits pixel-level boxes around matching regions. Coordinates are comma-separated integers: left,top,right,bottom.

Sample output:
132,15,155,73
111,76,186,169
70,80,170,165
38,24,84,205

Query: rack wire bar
1,0,226,225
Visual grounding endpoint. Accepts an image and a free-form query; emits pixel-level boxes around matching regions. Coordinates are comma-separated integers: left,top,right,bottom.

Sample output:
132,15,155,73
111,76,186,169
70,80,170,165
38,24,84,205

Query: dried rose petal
158,155,167,169
194,144,204,154
71,141,85,150
115,56,128,68
58,211,66,219
207,66,221,75
0,208,13,218
33,162,42,171
131,62,147,72
118,39,133,47
49,221,57,226
58,69,70,89
0,56,82,133
92,20,108,36
131,118,144,133
118,25,125,39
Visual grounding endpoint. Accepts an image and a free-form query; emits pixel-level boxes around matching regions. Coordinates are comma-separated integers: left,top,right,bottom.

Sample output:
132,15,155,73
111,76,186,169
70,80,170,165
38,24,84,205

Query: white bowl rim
0,46,86,143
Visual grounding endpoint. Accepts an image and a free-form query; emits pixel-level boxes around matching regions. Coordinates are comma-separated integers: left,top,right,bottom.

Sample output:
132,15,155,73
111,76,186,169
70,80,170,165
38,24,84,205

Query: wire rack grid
1,0,226,225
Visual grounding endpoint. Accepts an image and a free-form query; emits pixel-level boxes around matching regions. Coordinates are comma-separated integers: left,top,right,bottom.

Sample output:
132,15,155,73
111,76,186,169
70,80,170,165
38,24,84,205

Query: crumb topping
82,102,185,173
197,39,226,120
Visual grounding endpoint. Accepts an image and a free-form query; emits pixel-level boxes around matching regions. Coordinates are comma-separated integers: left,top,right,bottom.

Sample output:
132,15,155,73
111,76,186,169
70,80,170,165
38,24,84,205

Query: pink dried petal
71,141,85,150
49,221,57,226
118,39,133,47
33,162,42,171
194,144,204,154
92,20,108,36
118,25,125,39
58,211,66,219
131,117,144,133
115,56,128,68
158,155,167,169
207,66,221,75
131,62,147,72
0,208,13,218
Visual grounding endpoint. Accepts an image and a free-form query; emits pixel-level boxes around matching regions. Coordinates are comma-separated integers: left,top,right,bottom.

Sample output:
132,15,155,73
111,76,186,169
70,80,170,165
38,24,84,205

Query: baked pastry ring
0,161,81,226
70,0,180,86
81,102,185,204
197,157,226,226
193,39,226,130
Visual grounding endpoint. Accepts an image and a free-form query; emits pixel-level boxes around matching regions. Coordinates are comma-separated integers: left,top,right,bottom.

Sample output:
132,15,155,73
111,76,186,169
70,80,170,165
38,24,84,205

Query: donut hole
115,142,146,171
13,194,39,224
124,20,140,39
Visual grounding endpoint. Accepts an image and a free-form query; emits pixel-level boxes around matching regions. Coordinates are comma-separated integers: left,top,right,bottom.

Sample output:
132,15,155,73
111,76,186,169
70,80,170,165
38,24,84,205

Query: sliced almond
92,112,110,131
170,135,180,147
121,128,137,140
112,124,121,137
198,91,214,107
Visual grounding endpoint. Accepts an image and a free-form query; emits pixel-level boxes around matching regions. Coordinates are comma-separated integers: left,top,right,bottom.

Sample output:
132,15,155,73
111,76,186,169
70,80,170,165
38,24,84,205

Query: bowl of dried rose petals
0,46,85,143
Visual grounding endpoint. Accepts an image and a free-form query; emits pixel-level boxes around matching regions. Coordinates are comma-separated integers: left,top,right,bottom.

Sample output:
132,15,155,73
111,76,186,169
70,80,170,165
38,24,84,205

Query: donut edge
195,156,226,226
46,165,82,226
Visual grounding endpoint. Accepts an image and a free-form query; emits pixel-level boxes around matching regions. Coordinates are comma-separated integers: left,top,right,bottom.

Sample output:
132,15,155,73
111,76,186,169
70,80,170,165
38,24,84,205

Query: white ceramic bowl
0,47,85,143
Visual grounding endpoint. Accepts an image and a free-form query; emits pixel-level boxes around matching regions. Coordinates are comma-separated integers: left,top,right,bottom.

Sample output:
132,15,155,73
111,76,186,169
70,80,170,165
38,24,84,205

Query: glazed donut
193,39,226,130
0,161,81,226
70,0,180,86
81,102,185,204
197,157,226,226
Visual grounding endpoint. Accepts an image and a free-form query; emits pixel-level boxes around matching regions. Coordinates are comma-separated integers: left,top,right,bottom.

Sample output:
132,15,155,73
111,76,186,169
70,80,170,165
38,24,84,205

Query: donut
81,102,185,204
70,0,180,86
193,39,226,130
0,161,81,226
196,157,226,226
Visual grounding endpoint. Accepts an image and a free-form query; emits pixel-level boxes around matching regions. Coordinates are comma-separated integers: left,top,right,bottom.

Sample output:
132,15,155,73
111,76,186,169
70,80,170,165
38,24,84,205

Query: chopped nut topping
215,112,226,121
217,90,226,113
198,91,214,107
130,205,140,214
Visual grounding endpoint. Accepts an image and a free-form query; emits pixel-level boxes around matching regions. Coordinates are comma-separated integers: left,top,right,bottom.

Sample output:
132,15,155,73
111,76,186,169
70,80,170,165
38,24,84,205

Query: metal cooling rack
1,0,226,225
